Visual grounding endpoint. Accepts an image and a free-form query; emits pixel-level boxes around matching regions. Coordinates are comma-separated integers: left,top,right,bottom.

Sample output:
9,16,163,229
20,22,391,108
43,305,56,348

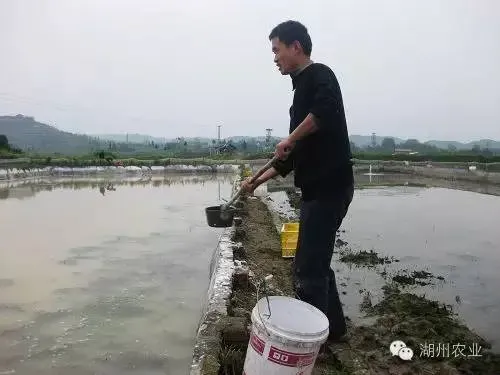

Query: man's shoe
320,342,334,355
316,343,334,362
327,331,349,343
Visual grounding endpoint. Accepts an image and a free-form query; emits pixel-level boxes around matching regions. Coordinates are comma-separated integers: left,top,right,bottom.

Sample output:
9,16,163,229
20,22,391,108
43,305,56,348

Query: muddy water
0,175,234,375
339,179,500,352
268,173,500,352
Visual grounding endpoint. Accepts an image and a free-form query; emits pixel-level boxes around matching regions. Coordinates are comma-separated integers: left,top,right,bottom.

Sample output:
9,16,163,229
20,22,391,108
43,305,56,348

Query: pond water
341,176,500,352
0,175,234,375
268,173,500,352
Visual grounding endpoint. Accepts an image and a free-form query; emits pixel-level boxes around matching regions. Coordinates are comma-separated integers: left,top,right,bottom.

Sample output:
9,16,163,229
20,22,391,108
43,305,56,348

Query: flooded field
341,184,500,345
0,175,234,375
268,173,500,353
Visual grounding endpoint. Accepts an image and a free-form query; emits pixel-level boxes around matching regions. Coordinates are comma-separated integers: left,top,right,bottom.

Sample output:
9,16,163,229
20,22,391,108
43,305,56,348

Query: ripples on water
0,175,233,375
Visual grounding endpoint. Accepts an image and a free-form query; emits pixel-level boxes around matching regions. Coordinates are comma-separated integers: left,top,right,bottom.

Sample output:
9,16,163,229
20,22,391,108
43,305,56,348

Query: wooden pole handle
223,155,280,209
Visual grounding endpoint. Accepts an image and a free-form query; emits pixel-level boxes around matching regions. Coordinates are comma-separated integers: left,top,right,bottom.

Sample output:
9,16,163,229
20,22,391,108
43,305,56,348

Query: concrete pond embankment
190,169,500,375
3,159,500,185
354,160,500,185
378,165,500,185
0,164,239,182
246,159,500,186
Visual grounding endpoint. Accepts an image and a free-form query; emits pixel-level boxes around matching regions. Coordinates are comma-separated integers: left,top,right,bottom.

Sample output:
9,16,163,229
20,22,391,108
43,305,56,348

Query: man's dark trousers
292,184,354,338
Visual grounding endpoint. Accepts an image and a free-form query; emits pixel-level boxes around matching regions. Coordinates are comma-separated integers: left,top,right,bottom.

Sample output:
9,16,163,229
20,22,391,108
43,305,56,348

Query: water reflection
0,175,234,201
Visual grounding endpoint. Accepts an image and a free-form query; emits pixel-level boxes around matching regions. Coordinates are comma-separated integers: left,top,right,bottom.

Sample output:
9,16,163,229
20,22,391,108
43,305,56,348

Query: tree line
3,132,500,164
351,137,498,157
0,134,23,156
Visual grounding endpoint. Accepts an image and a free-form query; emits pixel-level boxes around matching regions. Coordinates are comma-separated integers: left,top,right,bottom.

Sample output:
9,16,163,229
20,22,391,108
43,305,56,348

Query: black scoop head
205,205,235,227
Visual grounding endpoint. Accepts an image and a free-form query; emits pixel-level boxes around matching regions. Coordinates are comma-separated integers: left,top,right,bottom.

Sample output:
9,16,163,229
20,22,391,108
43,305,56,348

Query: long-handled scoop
205,155,279,228
222,156,278,211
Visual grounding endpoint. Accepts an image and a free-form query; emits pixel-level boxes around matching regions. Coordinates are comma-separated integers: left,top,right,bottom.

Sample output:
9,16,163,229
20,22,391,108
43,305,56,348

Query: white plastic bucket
243,296,329,375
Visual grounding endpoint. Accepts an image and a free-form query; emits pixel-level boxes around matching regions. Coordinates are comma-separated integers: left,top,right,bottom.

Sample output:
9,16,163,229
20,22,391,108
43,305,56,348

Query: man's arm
253,167,280,186
241,154,294,193
240,167,279,194
256,152,295,185
288,113,319,144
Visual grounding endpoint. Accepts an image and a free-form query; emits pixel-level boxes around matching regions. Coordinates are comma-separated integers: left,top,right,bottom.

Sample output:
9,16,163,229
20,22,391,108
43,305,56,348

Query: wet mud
339,249,398,267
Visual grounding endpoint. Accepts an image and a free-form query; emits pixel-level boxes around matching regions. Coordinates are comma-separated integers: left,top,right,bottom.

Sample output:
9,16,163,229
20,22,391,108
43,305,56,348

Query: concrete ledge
0,164,239,181
265,165,500,189
189,177,242,375
190,232,235,375
382,165,500,184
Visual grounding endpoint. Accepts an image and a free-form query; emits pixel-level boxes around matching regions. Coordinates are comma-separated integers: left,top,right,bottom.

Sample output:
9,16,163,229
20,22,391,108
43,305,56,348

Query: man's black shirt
272,62,353,200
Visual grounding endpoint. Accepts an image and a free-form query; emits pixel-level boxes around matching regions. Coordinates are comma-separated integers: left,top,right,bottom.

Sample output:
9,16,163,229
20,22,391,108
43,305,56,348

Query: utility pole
265,128,273,151
371,132,377,148
216,125,222,155
486,140,491,174
265,128,273,142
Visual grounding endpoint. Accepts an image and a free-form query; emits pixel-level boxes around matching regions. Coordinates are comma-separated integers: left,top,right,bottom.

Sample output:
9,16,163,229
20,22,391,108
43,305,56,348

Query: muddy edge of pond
190,172,500,375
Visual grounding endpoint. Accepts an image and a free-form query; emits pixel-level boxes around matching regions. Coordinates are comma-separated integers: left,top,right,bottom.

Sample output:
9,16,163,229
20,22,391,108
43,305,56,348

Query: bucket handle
254,274,273,337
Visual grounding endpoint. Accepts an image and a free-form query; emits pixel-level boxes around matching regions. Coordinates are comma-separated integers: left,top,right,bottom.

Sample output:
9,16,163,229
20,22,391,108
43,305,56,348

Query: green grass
3,148,500,169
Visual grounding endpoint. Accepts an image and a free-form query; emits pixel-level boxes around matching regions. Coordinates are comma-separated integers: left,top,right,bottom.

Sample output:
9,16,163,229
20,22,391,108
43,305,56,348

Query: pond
340,182,500,344
0,175,234,375
267,173,500,352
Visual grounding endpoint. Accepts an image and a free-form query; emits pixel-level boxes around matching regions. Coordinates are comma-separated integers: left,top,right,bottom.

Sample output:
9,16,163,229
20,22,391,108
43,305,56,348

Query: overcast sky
0,0,499,142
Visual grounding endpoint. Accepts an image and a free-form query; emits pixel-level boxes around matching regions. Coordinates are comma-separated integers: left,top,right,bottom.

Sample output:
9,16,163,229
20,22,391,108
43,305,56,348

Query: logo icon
398,347,414,360
389,340,413,361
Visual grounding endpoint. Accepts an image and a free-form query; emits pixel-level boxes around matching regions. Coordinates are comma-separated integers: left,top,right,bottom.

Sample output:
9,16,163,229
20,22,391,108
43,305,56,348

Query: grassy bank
3,148,500,169
3,157,500,174
0,157,245,169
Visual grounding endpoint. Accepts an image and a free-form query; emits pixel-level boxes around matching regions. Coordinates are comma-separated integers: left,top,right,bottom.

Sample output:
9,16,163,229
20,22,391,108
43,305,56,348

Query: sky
0,0,499,142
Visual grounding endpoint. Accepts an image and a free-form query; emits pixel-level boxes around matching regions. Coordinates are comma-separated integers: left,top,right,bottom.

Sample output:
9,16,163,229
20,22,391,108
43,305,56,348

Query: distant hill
350,135,500,151
2,115,499,154
349,135,405,147
84,133,500,151
94,133,282,145
425,140,465,150
93,133,168,144
0,115,97,154
426,139,500,150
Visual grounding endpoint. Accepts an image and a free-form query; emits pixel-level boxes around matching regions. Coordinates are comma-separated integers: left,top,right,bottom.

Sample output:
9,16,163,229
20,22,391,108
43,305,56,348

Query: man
241,20,354,342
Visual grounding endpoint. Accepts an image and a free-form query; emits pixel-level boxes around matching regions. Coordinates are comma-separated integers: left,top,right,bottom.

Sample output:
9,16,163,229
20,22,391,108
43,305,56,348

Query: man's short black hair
269,20,312,56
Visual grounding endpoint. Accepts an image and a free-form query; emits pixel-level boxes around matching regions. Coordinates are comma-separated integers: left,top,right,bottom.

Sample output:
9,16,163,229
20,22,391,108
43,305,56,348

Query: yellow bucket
242,166,252,178
280,222,299,258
